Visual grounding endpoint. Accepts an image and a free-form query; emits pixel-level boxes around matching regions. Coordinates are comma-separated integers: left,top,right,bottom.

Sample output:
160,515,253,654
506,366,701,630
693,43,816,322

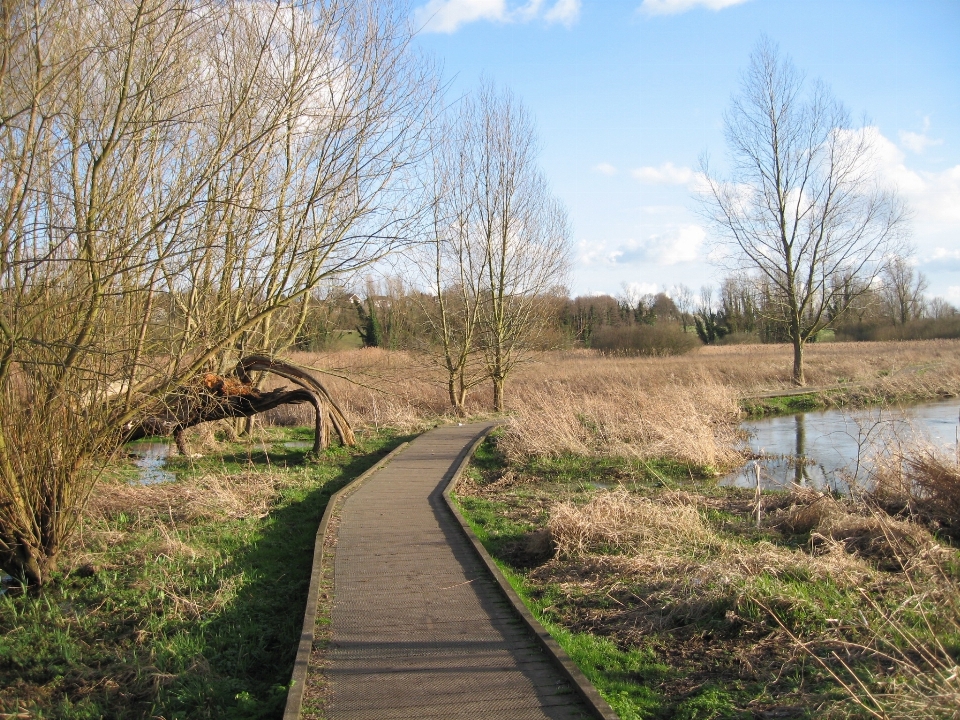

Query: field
286,340,960,718
3,339,960,718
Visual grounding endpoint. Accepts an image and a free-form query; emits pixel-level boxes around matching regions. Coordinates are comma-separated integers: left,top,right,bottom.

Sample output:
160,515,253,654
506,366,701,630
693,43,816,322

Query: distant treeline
294,264,960,357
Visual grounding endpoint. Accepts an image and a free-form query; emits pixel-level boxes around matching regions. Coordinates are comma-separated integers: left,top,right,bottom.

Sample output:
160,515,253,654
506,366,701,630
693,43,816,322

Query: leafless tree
470,84,571,411
881,255,928,325
0,0,437,585
928,297,958,320
671,284,695,331
699,37,910,384
414,84,570,413
414,112,489,414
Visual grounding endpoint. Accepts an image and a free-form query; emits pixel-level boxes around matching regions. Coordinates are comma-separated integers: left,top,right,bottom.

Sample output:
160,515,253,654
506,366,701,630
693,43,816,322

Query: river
721,398,960,493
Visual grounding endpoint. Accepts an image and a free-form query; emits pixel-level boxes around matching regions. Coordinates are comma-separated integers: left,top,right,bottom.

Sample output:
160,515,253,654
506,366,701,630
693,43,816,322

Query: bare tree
414,113,489,414
928,297,958,320
699,37,910,384
470,84,571,411
671,283,695,331
0,0,436,585
414,84,570,413
881,255,928,325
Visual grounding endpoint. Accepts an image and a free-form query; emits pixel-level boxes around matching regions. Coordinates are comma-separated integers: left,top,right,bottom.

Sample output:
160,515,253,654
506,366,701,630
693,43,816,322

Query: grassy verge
0,426,412,719
453,433,960,719
740,381,958,419
740,392,832,418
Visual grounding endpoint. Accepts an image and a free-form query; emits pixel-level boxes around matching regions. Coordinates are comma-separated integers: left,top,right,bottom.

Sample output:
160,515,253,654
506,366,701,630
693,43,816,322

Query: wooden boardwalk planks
324,424,595,719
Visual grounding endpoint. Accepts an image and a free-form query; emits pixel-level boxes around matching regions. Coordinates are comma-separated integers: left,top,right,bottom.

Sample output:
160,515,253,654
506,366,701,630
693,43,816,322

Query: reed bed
271,340,960,470
870,443,960,541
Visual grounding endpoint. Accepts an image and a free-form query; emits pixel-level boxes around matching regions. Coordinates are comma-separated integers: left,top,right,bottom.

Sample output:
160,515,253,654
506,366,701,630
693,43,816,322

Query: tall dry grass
497,371,741,467
264,340,960,468
870,443,960,541
545,488,960,717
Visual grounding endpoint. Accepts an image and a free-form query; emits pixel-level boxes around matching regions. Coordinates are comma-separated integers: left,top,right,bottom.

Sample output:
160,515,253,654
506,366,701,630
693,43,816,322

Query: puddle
127,442,175,484
588,481,610,490
282,441,315,450
0,574,18,596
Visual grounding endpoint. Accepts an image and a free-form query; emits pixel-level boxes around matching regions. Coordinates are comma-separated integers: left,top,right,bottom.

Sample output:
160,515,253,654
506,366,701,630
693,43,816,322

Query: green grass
453,438,960,719
740,392,828,418
0,427,411,719
453,492,758,719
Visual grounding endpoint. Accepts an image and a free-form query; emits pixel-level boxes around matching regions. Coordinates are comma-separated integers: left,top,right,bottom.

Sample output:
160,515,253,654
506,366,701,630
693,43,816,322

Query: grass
0,426,411,719
453,434,960,719
273,340,960,469
7,339,960,717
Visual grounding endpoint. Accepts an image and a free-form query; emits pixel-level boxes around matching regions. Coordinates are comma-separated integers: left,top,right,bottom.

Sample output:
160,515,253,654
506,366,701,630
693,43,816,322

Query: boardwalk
325,423,595,720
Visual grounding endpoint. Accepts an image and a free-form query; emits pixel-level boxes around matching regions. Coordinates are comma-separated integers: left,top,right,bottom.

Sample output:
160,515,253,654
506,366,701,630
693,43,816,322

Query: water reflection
794,413,806,486
721,399,960,493
128,442,175,484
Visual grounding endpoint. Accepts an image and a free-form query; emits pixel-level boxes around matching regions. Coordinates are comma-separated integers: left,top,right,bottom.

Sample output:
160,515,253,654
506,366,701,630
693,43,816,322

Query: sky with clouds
410,0,960,302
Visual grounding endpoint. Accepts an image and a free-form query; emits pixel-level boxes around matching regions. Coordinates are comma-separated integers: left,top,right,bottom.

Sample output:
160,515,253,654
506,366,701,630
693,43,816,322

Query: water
721,398,960,493
128,442,175,485
0,574,16,596
282,441,315,450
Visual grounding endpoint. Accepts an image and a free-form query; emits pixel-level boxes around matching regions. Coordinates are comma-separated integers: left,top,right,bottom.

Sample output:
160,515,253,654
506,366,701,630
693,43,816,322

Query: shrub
590,324,699,356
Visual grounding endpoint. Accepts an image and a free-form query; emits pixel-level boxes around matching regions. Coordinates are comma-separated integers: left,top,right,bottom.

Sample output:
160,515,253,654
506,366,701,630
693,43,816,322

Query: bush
835,317,960,342
590,324,699,356
717,331,760,345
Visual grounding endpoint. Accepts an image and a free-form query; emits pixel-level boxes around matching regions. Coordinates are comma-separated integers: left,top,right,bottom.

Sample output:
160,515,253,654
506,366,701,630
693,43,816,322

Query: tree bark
492,376,504,412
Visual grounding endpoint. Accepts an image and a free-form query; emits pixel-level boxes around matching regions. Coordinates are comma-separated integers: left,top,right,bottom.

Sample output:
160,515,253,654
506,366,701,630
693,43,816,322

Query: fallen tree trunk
123,356,354,454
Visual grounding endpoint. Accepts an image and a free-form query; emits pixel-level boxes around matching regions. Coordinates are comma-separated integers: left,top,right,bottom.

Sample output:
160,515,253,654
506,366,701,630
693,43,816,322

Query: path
325,423,595,719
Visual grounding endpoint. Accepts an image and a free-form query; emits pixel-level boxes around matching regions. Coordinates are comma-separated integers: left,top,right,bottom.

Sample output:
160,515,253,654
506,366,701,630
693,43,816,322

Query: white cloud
415,0,579,32
544,0,580,25
949,286,960,301
899,117,943,154
609,224,706,266
622,281,660,297
900,131,943,154
861,126,960,226
632,162,695,185
639,0,751,17
931,248,960,261
592,162,617,176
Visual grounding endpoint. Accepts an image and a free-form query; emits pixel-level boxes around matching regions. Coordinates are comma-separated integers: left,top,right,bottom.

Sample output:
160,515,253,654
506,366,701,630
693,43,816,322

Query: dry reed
549,490,724,557
547,489,875,579
88,469,289,526
263,341,960,469
870,444,960,540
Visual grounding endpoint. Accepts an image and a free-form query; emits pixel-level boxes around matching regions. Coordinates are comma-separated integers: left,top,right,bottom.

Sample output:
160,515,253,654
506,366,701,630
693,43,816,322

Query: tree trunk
792,338,805,386
492,376,504,412
447,374,464,417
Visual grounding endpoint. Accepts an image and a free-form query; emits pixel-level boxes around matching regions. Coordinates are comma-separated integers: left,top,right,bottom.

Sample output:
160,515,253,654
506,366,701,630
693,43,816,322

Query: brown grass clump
88,469,287,526
546,489,873,584
498,375,742,468
769,489,936,570
549,490,725,557
871,445,960,541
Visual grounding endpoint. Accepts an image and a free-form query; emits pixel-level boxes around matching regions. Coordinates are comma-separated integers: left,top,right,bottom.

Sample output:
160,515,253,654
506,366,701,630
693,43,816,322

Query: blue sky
411,0,960,302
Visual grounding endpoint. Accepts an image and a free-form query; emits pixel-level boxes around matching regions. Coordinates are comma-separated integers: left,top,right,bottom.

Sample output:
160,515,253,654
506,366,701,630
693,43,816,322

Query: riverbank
6,339,960,717
455,432,960,719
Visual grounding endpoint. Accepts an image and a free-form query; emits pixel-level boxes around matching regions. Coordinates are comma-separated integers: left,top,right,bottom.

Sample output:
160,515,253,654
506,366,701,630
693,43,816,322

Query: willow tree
700,38,909,385
0,0,436,585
